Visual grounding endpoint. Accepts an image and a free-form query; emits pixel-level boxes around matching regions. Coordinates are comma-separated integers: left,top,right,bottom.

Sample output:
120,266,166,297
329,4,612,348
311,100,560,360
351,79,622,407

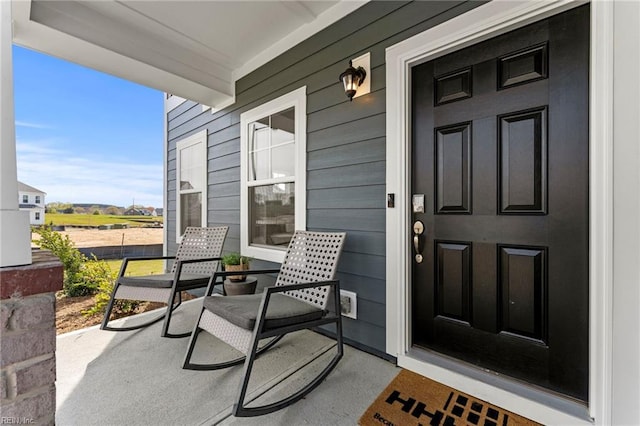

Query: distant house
123,207,151,216
18,181,45,225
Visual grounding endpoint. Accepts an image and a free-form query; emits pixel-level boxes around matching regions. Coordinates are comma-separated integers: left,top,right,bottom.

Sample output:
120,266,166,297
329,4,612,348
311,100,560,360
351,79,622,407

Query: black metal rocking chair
101,226,228,338
182,230,346,417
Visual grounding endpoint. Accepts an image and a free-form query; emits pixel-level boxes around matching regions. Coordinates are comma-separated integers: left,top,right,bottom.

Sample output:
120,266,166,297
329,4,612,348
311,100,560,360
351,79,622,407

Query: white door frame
385,1,612,424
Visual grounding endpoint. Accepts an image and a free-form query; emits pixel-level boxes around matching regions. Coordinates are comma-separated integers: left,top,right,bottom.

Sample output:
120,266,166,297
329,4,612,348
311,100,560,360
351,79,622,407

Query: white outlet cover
340,289,357,319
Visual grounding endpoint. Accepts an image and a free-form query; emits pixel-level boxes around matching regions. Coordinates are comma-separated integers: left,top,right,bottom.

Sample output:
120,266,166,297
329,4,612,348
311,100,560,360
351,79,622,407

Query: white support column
0,1,32,267
611,1,640,423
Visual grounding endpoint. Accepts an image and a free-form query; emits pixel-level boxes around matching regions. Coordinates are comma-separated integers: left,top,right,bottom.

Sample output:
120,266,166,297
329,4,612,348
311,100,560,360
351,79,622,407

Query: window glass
271,144,295,177
179,193,202,236
246,107,297,250
250,150,270,181
250,120,270,151
247,107,296,182
249,183,295,247
35,196,41,204
176,130,207,242
22,195,28,203
179,144,202,190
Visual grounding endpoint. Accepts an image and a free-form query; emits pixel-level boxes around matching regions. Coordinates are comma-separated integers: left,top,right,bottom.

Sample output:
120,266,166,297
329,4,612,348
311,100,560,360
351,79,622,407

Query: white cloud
16,139,163,208
15,121,53,129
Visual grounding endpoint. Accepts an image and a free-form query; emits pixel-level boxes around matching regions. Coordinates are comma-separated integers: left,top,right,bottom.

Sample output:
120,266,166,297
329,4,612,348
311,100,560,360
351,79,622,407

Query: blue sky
13,45,164,208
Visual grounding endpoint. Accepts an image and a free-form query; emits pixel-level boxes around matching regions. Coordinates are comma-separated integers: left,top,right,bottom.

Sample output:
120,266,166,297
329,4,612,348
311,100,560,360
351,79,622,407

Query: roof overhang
11,0,367,107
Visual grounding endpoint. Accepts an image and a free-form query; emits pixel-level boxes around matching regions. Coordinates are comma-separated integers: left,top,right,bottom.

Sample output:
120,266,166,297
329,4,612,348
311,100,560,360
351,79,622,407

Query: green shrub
32,226,142,315
82,278,140,317
33,226,87,296
32,226,118,297
76,257,117,297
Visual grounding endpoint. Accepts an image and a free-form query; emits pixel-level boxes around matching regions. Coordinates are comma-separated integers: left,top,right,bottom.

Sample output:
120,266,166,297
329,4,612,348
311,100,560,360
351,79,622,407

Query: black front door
411,5,589,401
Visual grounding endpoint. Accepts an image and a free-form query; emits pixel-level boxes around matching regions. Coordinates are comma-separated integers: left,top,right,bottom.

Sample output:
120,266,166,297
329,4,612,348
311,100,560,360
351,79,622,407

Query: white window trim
240,86,307,263
386,1,614,425
175,129,208,243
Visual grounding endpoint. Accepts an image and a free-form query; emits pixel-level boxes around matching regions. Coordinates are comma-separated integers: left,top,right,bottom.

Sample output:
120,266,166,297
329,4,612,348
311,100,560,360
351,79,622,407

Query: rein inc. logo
379,389,510,426
1,418,35,425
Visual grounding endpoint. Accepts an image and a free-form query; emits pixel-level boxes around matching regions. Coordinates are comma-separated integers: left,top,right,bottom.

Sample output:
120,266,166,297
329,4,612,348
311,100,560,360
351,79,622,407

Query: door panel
411,5,589,401
435,123,472,213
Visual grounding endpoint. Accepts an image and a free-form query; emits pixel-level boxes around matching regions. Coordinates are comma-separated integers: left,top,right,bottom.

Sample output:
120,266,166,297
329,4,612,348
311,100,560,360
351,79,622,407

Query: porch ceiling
11,0,366,107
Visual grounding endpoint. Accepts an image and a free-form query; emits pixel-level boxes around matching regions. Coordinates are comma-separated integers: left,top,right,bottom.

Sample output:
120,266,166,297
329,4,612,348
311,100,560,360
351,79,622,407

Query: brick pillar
0,250,63,425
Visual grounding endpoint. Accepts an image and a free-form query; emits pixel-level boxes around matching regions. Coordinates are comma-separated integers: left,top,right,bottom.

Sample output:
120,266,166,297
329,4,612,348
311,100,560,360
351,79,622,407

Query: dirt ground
51,227,167,334
36,226,164,248
55,294,181,335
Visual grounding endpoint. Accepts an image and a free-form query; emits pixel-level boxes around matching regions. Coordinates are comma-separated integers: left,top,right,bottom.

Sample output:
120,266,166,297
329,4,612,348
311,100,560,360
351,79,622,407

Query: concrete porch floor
56,299,400,425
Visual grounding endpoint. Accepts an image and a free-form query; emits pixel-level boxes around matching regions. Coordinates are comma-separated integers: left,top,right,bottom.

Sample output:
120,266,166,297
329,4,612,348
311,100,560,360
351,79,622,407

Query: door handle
413,235,422,254
413,221,425,263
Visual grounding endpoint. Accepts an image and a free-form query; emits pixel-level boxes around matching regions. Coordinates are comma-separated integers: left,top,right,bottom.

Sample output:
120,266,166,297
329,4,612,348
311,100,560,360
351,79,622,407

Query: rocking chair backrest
275,231,346,310
171,226,228,275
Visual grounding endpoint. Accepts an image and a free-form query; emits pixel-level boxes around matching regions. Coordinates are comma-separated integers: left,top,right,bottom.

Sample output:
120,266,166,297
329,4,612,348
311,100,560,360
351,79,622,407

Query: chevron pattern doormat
359,369,541,426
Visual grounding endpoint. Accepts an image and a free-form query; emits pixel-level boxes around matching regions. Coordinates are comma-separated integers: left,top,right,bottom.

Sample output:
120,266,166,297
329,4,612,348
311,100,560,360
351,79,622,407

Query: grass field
45,213,162,227
104,259,165,276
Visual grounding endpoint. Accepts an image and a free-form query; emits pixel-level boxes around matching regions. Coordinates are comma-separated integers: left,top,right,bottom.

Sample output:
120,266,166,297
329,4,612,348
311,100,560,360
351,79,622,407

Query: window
176,130,207,242
22,195,28,203
240,87,306,263
35,212,40,221
35,195,41,204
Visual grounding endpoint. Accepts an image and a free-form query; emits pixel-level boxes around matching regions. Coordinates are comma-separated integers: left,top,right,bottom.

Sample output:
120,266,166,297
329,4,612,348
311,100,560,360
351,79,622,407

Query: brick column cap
1,250,63,299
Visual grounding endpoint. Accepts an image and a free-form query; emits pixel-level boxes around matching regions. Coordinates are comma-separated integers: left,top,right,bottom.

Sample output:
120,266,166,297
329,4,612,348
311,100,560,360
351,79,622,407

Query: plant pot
225,264,248,282
224,277,257,295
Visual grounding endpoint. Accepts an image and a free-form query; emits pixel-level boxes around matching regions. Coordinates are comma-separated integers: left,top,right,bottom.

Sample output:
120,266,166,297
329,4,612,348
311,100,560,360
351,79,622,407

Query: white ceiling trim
11,1,233,107
10,0,368,107
234,1,367,81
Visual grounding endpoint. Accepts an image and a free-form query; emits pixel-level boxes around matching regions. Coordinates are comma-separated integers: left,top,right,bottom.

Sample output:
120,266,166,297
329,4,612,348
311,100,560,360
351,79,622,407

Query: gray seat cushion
203,293,323,331
118,273,210,289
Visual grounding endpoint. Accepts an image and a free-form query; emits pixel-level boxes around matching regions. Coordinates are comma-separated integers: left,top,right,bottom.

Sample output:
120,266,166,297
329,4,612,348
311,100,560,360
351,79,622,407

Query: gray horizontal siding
307,113,385,151
167,99,198,122
308,138,385,170
307,186,385,210
307,162,386,189
166,0,480,356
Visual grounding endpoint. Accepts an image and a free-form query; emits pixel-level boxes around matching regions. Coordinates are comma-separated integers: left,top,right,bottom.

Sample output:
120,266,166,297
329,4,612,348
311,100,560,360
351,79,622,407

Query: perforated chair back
275,231,346,310
172,226,228,275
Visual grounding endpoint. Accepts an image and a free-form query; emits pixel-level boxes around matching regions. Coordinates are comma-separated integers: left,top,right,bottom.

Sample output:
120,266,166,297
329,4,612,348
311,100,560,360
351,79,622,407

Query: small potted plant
222,252,251,281
221,253,255,295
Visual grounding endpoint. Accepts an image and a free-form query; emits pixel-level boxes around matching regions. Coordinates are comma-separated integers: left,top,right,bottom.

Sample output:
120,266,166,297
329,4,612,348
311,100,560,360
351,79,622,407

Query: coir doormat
359,369,541,426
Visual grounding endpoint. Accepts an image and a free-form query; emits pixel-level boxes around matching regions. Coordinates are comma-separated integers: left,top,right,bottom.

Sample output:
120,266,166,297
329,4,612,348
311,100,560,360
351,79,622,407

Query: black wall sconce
339,60,367,101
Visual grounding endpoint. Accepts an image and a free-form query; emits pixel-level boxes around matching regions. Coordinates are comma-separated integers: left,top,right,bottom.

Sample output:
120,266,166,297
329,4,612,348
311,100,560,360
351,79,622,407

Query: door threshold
404,347,592,424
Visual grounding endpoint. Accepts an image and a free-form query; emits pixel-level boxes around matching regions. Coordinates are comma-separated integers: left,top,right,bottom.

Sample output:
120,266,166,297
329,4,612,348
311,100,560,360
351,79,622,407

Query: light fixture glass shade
339,60,366,101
